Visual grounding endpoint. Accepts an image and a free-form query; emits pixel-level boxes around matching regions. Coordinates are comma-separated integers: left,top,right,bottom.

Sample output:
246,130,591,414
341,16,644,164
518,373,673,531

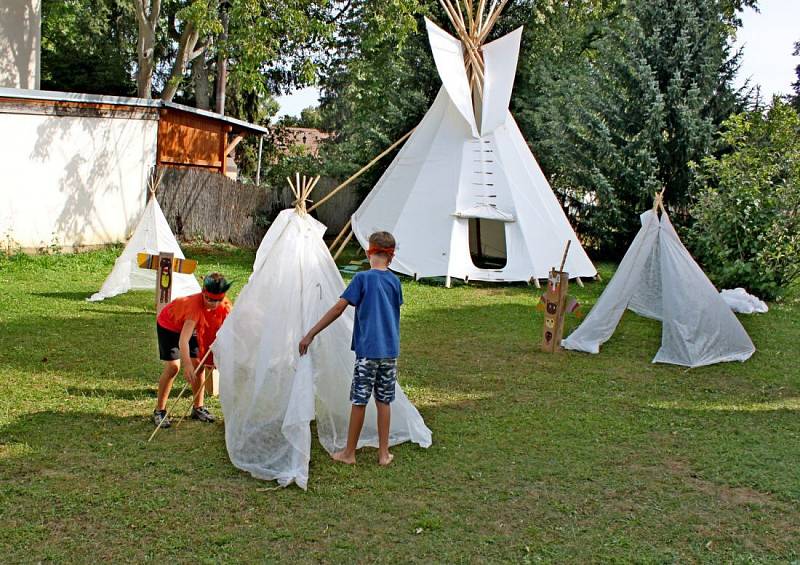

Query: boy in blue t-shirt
299,231,402,466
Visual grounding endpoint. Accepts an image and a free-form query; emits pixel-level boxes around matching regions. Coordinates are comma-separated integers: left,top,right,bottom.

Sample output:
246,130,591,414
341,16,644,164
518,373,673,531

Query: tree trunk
215,8,229,115
133,0,161,99
161,23,202,102
192,56,211,110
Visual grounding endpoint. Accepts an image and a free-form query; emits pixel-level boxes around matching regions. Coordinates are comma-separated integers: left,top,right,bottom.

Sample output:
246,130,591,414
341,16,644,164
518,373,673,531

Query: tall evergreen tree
791,40,800,112
525,0,753,254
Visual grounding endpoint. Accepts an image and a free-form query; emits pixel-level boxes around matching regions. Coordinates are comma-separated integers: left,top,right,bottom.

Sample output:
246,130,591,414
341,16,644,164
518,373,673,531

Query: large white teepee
88,197,200,302
213,206,432,490
351,7,596,283
562,205,756,368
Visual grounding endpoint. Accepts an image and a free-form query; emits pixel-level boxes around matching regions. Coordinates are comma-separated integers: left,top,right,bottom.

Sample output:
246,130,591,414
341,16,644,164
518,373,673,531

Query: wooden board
137,253,197,274
541,269,569,352
157,252,174,313
204,367,219,397
157,108,225,169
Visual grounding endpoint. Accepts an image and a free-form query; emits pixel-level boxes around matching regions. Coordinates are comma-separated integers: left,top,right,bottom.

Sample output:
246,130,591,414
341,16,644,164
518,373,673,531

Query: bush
689,98,800,300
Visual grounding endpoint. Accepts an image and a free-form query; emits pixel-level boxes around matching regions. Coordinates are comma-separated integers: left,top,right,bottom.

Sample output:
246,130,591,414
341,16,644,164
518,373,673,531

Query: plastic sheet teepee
213,208,432,489
562,207,755,368
88,197,200,302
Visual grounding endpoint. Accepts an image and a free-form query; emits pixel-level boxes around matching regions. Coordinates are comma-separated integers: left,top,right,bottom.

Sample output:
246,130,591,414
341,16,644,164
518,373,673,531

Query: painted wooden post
541,240,572,352
137,252,197,313
541,268,569,352
157,252,174,312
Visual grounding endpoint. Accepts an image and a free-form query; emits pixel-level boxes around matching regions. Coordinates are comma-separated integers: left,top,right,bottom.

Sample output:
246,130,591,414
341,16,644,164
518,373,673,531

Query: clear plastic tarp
563,210,755,367
213,210,432,490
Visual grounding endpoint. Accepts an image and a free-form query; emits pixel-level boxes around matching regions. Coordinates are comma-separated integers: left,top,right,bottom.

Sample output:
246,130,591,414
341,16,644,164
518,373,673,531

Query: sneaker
153,409,171,428
191,406,216,423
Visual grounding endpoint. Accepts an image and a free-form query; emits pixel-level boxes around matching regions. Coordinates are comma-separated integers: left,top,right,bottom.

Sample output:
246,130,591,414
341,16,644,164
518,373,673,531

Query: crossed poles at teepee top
287,173,321,215
438,0,512,98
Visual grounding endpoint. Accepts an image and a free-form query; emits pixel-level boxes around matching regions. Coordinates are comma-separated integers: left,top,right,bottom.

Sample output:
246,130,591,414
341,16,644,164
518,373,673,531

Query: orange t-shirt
156,293,232,358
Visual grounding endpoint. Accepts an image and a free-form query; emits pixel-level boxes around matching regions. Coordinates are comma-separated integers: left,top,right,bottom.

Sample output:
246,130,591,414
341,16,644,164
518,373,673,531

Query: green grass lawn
1,246,799,563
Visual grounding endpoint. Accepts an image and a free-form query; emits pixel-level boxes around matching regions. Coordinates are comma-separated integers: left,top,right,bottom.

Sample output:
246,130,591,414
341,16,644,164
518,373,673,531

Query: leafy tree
131,0,332,102
791,40,800,112
689,98,800,299
317,1,458,192
40,0,137,95
275,106,324,129
529,0,755,255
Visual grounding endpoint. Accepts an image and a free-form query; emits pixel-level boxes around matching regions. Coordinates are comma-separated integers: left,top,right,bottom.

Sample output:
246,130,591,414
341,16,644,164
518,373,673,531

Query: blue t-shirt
340,269,403,359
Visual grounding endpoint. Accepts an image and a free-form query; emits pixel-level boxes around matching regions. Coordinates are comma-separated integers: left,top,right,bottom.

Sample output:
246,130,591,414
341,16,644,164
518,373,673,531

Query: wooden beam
224,134,243,157
328,218,352,251
308,127,415,213
333,228,355,261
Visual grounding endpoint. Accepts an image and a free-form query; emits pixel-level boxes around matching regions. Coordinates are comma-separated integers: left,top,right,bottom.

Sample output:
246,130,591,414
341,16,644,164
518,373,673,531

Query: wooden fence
156,167,359,247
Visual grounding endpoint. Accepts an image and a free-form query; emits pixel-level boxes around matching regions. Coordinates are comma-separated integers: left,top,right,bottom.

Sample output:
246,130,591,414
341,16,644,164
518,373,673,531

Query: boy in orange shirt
153,273,232,428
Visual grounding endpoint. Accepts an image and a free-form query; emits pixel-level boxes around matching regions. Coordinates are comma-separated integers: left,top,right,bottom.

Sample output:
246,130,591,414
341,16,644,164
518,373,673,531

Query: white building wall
0,113,159,249
0,0,41,89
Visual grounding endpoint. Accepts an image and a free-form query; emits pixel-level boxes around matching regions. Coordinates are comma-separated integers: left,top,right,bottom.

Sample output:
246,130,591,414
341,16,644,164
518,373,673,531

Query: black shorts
156,323,199,361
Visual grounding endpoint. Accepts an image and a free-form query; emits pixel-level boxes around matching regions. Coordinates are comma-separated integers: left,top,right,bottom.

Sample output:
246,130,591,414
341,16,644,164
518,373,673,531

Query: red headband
203,290,226,300
367,245,395,258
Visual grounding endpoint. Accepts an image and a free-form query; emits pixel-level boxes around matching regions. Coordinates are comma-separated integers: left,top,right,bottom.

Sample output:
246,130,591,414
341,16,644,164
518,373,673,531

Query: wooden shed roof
0,87,269,135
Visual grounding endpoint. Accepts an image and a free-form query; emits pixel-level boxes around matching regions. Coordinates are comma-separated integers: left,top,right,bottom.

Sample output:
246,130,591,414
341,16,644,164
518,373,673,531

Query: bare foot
378,452,394,467
332,451,356,465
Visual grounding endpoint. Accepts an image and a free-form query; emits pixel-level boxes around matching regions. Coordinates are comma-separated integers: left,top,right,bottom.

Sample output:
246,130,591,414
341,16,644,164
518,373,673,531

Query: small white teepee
351,2,596,283
213,177,432,490
87,196,200,302
562,198,755,368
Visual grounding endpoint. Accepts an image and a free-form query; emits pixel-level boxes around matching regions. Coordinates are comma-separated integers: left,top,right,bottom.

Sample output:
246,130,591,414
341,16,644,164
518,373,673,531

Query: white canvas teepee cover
87,197,200,302
213,209,432,490
562,209,755,367
351,18,596,283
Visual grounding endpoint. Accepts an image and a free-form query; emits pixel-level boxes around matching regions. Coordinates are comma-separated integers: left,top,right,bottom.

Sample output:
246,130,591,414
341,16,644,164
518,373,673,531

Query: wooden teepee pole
328,218,352,252
478,0,510,43
308,127,415,213
333,228,355,261
286,176,299,200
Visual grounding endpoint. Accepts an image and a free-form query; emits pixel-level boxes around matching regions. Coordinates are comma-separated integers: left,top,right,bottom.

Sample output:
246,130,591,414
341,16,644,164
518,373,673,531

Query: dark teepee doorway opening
468,218,508,269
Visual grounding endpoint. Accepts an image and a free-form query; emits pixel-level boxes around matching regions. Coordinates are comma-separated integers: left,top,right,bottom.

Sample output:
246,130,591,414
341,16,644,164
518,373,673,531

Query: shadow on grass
65,386,157,401
80,307,152,317
0,311,157,381
32,291,98,301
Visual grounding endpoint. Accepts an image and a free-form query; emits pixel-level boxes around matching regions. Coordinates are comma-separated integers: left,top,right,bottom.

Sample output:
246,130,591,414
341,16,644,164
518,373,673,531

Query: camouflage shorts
350,357,398,405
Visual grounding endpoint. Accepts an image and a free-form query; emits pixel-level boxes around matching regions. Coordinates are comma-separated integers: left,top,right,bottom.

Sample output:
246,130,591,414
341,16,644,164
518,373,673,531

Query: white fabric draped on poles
213,209,432,489
562,210,755,368
88,197,200,302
